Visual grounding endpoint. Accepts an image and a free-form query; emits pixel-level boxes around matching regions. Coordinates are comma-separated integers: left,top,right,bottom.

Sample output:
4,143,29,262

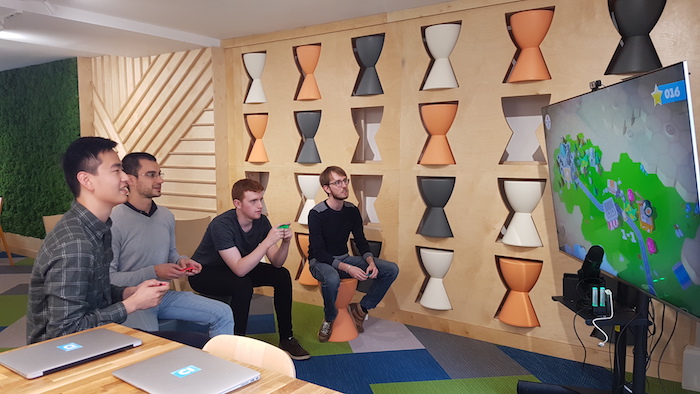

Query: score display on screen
543,61,700,319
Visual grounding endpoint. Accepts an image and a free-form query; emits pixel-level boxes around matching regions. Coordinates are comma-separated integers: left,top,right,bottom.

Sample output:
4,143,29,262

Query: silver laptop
0,328,142,379
113,346,261,394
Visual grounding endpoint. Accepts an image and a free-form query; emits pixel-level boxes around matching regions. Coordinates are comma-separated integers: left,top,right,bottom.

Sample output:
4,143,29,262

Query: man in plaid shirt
27,137,170,344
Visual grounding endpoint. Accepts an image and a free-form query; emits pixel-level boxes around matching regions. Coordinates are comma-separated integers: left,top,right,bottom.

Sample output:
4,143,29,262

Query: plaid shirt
27,201,128,344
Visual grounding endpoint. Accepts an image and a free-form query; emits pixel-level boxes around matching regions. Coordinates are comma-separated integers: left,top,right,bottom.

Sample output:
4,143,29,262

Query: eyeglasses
139,172,164,179
327,178,350,187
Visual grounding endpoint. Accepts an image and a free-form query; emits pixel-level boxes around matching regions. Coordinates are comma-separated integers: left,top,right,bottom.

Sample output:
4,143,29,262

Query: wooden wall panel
86,48,217,217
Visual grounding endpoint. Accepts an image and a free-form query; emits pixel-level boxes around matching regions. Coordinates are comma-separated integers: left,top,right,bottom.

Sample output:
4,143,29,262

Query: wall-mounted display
504,9,554,83
421,22,461,90
417,176,455,238
352,34,385,96
244,113,269,163
496,256,542,327
418,247,454,310
418,102,458,165
294,44,322,100
243,52,267,103
295,110,322,164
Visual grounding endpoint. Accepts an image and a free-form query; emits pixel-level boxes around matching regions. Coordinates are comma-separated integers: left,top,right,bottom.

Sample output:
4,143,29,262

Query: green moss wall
0,59,79,238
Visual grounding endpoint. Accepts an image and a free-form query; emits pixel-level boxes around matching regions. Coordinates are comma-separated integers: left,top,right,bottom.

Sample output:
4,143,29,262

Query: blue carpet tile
295,349,450,394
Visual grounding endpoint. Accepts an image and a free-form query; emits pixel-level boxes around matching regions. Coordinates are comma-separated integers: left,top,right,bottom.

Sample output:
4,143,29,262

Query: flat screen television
542,61,700,320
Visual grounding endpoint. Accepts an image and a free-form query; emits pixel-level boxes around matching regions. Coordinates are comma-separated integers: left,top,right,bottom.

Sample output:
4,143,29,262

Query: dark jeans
189,263,293,339
142,330,210,349
309,254,399,322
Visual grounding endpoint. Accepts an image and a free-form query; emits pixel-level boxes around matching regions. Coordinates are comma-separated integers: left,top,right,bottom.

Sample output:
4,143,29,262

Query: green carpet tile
371,374,541,394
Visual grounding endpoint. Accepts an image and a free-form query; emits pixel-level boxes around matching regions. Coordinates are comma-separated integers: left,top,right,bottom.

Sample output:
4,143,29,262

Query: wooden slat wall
84,49,217,218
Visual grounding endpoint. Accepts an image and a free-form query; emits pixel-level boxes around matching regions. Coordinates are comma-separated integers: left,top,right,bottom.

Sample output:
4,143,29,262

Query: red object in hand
180,267,195,272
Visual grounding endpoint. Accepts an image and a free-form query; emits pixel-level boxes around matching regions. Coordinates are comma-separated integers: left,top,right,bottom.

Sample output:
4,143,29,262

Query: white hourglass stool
422,23,461,90
419,248,453,310
297,174,320,225
502,180,545,247
243,52,267,103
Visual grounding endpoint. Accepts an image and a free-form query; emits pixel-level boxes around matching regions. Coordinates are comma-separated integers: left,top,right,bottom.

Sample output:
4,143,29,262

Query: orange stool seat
328,278,359,342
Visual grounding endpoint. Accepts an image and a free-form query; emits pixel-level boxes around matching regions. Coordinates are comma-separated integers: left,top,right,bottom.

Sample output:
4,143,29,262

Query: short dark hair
231,179,264,202
122,152,157,176
319,166,346,186
62,137,118,197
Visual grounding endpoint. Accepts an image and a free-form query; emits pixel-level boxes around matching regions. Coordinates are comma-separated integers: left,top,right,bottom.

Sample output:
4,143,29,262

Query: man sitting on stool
308,166,399,342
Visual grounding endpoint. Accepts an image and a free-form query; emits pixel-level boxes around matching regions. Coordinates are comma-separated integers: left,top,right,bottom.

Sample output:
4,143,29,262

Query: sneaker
349,302,367,333
279,336,310,360
318,320,333,342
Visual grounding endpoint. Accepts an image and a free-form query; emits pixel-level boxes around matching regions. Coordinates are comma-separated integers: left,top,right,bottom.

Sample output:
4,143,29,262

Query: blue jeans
309,254,399,322
122,291,234,337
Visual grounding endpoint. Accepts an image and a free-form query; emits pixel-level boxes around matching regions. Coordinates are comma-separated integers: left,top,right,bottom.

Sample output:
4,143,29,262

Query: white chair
203,335,296,378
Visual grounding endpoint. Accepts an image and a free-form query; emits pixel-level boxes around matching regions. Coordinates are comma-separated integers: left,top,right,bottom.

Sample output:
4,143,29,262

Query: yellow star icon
651,85,662,106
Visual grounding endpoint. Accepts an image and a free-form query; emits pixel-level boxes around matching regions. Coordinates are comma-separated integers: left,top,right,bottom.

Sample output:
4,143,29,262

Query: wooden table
0,323,339,393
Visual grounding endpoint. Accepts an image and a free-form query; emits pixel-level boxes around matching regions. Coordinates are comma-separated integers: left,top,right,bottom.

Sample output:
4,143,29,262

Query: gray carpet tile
349,316,425,353
249,293,274,315
407,325,530,379
1,284,29,296
0,316,27,348
0,265,33,274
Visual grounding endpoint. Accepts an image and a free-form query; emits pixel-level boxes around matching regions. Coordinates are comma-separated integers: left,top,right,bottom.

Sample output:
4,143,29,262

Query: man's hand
177,258,202,276
122,279,169,314
277,223,292,243
345,265,369,281
154,263,188,280
365,261,379,279
263,225,286,249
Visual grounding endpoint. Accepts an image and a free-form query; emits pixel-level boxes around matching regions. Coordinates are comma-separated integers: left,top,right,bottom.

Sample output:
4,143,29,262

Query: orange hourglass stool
245,114,269,163
497,257,543,327
419,102,458,165
506,9,554,82
328,278,359,342
295,44,321,100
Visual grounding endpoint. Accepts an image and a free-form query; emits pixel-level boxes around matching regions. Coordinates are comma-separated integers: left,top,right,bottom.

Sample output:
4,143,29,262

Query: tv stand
552,292,650,394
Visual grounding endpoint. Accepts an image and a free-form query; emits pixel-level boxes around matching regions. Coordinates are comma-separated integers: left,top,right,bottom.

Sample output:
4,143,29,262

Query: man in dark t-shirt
308,166,399,342
188,179,310,360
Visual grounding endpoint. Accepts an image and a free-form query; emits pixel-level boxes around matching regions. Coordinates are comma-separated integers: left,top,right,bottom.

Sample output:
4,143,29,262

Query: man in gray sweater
109,152,233,338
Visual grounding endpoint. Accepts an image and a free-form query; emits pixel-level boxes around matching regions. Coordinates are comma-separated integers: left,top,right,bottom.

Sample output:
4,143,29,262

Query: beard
330,188,348,201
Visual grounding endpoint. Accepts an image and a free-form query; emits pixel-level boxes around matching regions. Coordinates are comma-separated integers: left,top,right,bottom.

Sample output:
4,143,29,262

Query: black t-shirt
191,209,272,268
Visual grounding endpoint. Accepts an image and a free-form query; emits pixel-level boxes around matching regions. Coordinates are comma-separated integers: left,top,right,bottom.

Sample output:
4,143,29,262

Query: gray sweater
109,203,185,286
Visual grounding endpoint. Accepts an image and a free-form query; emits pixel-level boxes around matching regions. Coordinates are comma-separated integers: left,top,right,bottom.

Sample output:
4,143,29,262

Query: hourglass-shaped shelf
419,102,458,165
352,33,385,96
295,111,322,164
500,179,546,247
245,171,269,215
505,8,554,83
605,0,665,74
500,95,550,163
417,176,455,238
243,52,267,103
496,256,543,327
294,44,322,100
351,175,382,225
351,107,384,163
418,247,454,310
296,174,320,225
245,113,269,163
295,233,319,286
422,22,461,90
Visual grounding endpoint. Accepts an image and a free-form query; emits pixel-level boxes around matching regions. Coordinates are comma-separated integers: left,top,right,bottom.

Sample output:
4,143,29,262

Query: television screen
542,61,700,320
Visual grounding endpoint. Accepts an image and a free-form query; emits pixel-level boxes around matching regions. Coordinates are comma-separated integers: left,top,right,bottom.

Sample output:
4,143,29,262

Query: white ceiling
0,0,449,72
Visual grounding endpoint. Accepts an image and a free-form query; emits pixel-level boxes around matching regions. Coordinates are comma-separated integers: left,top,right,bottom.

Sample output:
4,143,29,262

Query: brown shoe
318,320,333,342
349,303,367,333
